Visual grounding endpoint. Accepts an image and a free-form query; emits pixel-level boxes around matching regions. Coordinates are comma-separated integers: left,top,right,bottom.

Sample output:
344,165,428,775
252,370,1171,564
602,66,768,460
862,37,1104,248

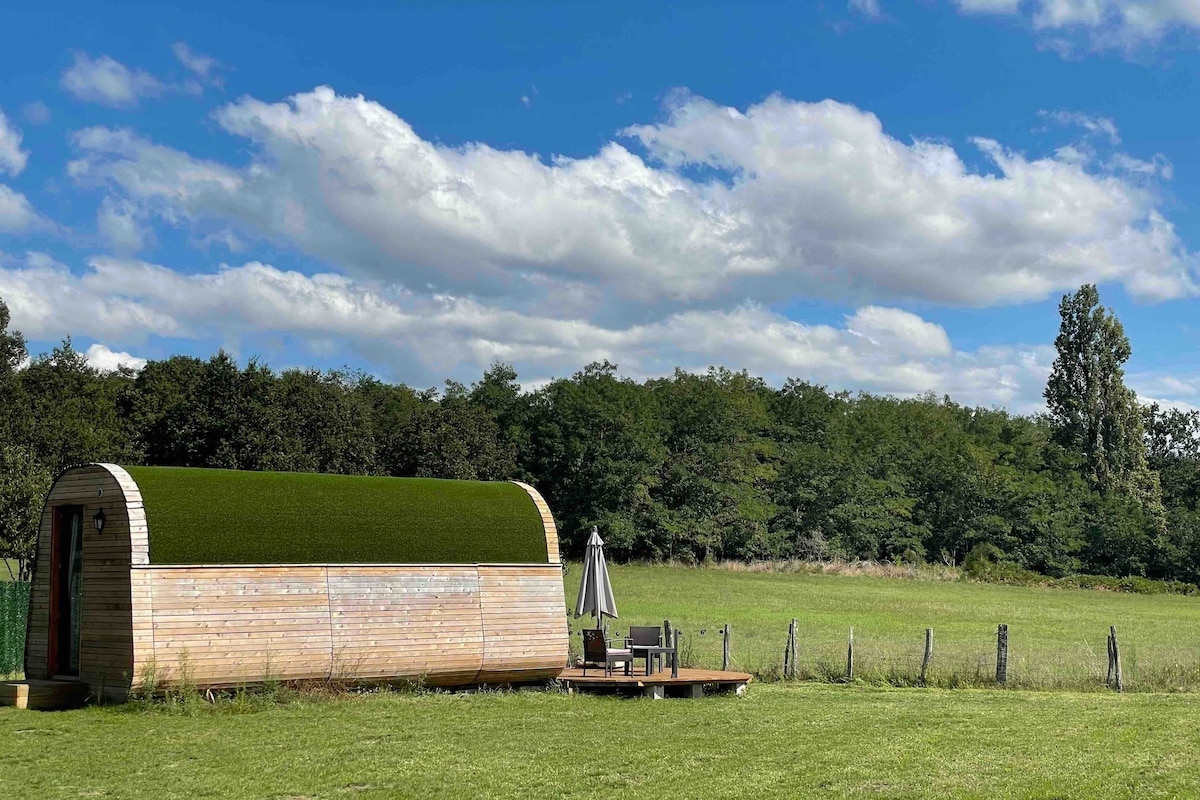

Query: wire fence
1,582,29,676
568,613,1200,693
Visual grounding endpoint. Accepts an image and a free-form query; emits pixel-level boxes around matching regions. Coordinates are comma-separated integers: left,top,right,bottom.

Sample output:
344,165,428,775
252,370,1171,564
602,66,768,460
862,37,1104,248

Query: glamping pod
23,464,567,701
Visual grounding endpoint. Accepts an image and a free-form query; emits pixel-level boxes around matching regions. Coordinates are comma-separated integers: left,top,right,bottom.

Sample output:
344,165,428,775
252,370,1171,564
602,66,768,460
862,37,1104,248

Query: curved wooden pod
25,465,568,699
24,464,144,700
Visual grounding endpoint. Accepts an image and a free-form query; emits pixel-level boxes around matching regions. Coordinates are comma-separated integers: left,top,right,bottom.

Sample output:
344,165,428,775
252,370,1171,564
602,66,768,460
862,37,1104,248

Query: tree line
2,286,1198,583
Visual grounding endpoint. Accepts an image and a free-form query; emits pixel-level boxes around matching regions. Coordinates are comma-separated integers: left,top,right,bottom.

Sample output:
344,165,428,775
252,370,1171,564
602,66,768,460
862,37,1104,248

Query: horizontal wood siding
25,464,141,701
328,566,483,685
146,566,331,686
137,563,565,688
477,565,569,683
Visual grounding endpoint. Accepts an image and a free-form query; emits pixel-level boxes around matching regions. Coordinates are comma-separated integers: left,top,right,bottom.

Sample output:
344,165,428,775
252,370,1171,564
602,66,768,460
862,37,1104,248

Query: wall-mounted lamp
93,508,105,533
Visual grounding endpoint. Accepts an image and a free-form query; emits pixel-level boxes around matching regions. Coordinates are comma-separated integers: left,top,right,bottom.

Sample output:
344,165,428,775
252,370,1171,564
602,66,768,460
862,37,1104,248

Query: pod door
48,506,84,677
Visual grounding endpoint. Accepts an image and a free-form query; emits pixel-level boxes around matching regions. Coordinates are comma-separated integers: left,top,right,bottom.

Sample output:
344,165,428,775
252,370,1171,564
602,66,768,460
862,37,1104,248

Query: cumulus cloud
0,254,1059,410
0,185,41,234
85,343,147,372
65,87,1198,312
97,196,152,253
955,0,1200,52
60,52,164,108
0,109,29,176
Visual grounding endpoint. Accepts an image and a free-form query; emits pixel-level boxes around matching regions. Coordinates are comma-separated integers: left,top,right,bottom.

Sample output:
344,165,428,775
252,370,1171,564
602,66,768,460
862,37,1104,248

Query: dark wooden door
47,506,84,677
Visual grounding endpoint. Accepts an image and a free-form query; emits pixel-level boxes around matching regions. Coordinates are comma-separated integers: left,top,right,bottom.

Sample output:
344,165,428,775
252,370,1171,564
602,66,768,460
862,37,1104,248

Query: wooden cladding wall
478,567,570,683
24,464,147,701
135,563,567,689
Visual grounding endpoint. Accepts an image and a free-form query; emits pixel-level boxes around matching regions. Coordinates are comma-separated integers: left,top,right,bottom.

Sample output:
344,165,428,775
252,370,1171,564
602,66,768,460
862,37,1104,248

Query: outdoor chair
581,629,632,676
627,625,664,673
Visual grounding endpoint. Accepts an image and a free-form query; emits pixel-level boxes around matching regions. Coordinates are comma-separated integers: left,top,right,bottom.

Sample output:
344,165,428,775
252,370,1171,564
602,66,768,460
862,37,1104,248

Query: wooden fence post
790,618,798,679
671,628,680,679
1106,631,1115,688
1110,625,1123,693
722,624,731,672
846,626,855,681
996,624,1009,686
920,628,933,686
783,620,796,679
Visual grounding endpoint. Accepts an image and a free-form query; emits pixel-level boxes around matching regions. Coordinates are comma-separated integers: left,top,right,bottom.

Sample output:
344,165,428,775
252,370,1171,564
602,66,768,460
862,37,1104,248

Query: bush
1,581,29,675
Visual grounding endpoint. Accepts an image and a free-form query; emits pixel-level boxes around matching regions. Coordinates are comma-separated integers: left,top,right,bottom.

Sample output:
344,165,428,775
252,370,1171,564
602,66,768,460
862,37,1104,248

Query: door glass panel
66,510,84,674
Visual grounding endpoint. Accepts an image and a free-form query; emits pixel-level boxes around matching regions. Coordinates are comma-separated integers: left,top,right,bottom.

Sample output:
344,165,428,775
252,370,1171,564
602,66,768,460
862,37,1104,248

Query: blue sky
2,0,1199,411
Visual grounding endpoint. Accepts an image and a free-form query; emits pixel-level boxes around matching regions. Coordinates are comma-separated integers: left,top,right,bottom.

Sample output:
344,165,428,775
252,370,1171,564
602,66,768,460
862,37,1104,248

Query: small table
630,645,676,676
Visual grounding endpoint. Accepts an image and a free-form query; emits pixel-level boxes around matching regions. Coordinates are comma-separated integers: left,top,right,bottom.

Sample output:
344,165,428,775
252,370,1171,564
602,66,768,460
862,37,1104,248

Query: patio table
630,644,676,676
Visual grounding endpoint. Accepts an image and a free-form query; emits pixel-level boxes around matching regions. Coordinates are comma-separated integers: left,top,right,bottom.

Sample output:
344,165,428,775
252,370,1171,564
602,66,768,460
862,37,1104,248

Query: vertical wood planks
24,464,140,699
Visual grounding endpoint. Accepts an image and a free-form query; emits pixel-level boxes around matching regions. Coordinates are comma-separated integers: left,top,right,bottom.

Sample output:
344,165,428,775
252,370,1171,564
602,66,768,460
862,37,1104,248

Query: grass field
567,564,1200,691
2,683,1199,798
4,566,1200,796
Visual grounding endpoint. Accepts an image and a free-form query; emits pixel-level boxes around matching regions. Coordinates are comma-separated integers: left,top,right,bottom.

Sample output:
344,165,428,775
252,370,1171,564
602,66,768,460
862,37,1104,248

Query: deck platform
0,680,89,710
559,668,752,699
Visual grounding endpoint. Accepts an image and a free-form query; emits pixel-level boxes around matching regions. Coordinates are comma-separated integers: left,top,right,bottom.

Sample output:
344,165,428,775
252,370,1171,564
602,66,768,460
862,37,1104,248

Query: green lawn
4,566,1200,797
568,564,1200,691
2,684,1199,798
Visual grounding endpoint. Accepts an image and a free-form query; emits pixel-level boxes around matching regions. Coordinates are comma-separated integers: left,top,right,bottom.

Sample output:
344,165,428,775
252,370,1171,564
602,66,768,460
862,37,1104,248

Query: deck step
0,680,89,710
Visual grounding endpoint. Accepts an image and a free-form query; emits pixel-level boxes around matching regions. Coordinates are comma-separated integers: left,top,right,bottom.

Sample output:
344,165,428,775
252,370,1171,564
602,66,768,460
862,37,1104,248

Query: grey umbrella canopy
574,526,618,627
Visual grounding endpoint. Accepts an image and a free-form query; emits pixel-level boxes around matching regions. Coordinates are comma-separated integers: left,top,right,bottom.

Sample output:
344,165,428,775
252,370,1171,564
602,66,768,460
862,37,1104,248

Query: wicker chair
581,629,632,676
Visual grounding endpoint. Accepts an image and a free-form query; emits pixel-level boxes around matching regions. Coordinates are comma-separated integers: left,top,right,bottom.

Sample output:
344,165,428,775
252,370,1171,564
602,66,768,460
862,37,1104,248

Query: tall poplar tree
1044,285,1161,515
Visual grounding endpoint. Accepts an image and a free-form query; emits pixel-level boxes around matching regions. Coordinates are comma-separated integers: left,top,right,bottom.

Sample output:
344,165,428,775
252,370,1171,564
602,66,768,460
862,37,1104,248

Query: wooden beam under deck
559,667,751,699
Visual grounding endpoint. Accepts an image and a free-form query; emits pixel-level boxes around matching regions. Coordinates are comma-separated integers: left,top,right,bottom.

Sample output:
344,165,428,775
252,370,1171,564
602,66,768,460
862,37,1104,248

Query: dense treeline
2,291,1199,582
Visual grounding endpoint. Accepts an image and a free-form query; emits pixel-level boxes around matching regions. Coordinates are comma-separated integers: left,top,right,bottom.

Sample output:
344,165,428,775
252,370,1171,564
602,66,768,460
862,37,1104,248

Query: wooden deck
0,680,89,710
559,667,752,699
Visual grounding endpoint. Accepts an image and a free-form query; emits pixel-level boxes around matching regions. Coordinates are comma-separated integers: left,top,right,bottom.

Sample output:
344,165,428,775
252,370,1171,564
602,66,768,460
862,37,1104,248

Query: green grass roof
123,467,549,565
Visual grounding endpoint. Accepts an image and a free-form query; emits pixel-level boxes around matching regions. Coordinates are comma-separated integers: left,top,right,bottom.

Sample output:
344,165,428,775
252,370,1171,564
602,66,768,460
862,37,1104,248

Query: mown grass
2,684,1200,798
566,563,1200,691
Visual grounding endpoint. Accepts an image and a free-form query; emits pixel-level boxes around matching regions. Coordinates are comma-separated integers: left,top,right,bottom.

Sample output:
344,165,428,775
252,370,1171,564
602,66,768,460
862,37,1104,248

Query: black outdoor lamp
93,507,105,533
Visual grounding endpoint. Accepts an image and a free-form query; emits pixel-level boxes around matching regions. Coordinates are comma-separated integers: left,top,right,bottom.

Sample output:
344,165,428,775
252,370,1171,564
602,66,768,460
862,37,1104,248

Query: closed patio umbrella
574,526,618,629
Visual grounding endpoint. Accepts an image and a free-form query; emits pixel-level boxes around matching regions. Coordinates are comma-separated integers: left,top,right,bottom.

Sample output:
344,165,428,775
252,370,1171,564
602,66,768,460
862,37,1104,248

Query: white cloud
0,185,40,234
0,109,29,176
172,43,224,89
0,254,1059,410
22,101,51,126
97,196,152,253
65,87,1198,312
1039,109,1121,143
955,0,1200,51
60,52,164,108
956,0,1022,12
850,0,883,17
85,343,147,372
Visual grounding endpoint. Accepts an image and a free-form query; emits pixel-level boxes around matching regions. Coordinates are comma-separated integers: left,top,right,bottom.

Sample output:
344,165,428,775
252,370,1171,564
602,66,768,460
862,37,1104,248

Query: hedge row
1,582,29,675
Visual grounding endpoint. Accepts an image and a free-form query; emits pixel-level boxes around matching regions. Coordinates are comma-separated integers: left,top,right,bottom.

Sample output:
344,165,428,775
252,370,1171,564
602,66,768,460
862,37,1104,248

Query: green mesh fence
1,582,29,675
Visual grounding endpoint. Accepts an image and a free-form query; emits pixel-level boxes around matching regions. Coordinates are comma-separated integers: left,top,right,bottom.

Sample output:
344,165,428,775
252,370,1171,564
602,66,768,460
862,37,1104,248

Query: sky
1,0,1200,412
